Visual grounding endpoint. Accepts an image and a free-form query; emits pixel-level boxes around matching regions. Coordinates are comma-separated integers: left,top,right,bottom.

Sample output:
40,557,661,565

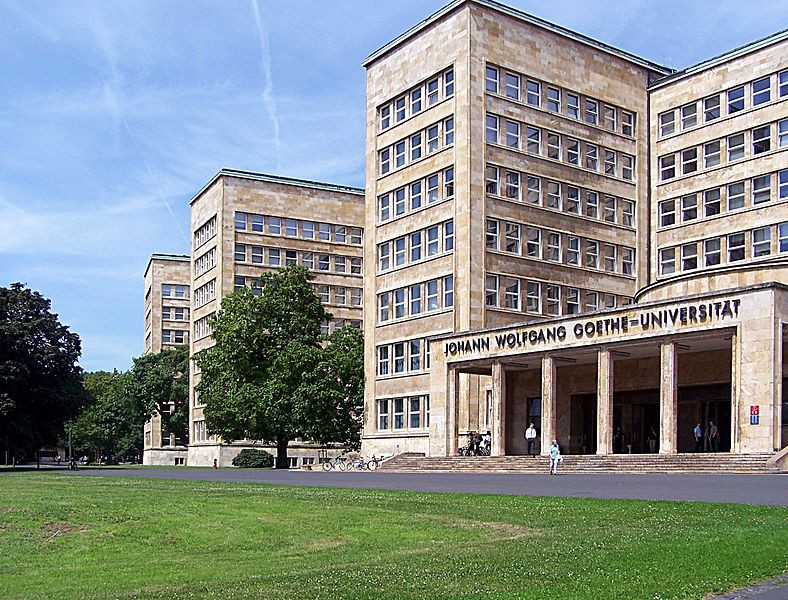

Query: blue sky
1,0,786,372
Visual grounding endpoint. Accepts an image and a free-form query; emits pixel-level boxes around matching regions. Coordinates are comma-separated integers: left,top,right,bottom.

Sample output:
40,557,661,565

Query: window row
485,219,635,276
194,247,216,277
484,276,631,316
658,70,788,137
194,313,214,341
379,117,454,175
379,67,454,131
162,283,189,299
376,337,432,377
194,279,216,308
319,318,362,336
486,113,635,181
162,306,189,321
378,167,454,222
377,395,430,431
235,212,362,245
378,275,454,324
659,119,787,181
162,329,188,344
659,222,788,276
485,165,635,226
233,244,362,275
485,64,635,136
315,284,363,307
193,215,216,249
378,220,453,272
658,170,788,227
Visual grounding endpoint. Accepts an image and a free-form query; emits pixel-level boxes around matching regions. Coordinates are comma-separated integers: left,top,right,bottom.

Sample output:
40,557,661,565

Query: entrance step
379,453,778,474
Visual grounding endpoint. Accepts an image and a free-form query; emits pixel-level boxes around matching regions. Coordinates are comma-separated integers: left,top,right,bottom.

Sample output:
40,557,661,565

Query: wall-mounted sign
750,415,760,425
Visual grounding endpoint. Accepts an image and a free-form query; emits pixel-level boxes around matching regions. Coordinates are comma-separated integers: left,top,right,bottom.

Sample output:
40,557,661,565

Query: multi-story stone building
188,169,365,467
361,0,787,459
142,253,191,466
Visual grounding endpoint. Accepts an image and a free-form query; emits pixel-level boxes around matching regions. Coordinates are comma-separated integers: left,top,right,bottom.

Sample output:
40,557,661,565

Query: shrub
231,449,274,468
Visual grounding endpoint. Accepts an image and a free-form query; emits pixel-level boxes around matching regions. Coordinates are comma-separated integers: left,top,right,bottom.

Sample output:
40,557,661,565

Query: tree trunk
275,438,289,469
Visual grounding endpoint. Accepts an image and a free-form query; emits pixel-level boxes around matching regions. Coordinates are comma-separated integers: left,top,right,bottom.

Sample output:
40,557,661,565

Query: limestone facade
361,0,787,458
187,170,365,467
142,254,191,466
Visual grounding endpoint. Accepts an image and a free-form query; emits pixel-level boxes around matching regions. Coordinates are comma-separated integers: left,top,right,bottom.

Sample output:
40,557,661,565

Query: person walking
707,421,719,452
613,427,624,454
524,422,537,457
548,439,561,475
693,422,703,452
647,426,658,453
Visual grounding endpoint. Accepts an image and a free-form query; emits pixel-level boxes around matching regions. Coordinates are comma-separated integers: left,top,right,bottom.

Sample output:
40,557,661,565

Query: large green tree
195,266,363,468
126,345,189,445
0,283,84,462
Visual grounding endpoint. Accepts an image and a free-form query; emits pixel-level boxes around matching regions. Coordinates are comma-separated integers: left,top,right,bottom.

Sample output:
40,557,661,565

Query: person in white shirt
524,422,537,457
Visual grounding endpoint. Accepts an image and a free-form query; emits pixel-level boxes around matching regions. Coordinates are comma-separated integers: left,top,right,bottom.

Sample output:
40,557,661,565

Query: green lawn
0,473,785,599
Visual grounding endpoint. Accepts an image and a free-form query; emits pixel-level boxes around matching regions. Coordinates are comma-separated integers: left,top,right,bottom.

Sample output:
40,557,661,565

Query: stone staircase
380,452,779,474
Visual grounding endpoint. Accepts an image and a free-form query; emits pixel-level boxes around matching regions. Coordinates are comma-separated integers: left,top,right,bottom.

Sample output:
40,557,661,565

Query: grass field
0,473,786,599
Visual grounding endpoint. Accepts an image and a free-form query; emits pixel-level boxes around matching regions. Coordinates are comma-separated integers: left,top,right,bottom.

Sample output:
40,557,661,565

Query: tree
195,265,363,469
70,371,143,462
0,283,84,463
125,345,189,445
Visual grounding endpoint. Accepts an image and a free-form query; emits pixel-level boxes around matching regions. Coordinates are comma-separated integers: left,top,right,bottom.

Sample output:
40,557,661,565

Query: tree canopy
195,266,363,468
0,283,84,461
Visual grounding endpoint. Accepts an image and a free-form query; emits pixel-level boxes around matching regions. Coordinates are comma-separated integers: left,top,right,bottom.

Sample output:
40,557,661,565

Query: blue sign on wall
750,415,760,425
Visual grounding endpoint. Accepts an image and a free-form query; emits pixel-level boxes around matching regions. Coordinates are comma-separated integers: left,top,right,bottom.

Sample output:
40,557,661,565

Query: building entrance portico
429,284,786,459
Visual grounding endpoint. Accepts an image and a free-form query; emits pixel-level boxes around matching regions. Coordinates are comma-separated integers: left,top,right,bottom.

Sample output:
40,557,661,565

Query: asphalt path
48,466,788,506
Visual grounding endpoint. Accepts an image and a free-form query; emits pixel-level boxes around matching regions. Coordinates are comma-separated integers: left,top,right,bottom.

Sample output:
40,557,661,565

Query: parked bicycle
321,455,347,471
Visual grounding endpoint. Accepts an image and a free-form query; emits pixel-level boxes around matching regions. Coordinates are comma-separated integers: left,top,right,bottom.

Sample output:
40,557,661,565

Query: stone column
446,367,460,457
541,355,556,455
596,349,614,455
659,341,678,454
491,361,506,456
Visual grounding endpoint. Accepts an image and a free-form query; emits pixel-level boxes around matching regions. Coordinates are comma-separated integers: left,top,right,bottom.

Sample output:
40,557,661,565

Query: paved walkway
56,467,788,506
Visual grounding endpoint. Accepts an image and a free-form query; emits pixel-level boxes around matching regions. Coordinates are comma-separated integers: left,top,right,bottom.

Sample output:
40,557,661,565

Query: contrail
250,0,282,171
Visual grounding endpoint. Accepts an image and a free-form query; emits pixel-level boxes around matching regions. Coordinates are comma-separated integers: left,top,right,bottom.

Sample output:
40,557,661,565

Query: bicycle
321,455,346,471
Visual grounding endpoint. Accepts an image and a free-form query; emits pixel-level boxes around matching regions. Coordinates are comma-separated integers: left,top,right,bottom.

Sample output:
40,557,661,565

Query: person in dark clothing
693,423,703,452
613,427,624,454
647,426,658,453
707,421,719,452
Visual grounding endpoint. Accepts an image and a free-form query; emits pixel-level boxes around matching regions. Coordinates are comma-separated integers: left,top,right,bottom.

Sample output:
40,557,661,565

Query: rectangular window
622,248,634,275
780,170,788,199
427,174,439,204
604,149,616,176
704,141,721,168
681,103,697,129
485,219,499,250
705,238,721,267
285,250,297,267
585,144,598,171
753,227,771,257
505,222,521,254
350,288,362,307
250,214,263,233
379,194,390,222
318,222,330,240
546,181,560,209
585,99,598,125
268,216,282,235
486,165,499,195
318,285,330,304
380,148,391,174
752,175,771,204
526,227,541,258
704,189,721,217
393,342,405,373
444,116,454,146
393,398,404,429
526,281,541,314
427,125,439,154
603,196,616,223
544,132,559,160
621,200,634,227
301,252,314,270
443,275,454,307
318,253,330,271
409,232,422,262
567,236,580,265
780,222,788,252
426,280,439,311
427,225,439,256
485,275,498,307
621,111,634,136
546,285,561,316
567,288,580,315
411,87,422,114
334,286,347,305
394,188,406,216
604,244,617,272
524,127,540,155
728,181,745,211
444,167,454,198
268,248,281,267
410,181,422,210
284,219,298,237
704,95,720,121
505,120,520,148
659,247,675,275
681,243,698,271
248,245,262,264
380,105,391,131
728,133,745,161
621,154,634,181
604,105,616,131
444,220,454,251
350,227,362,245
486,114,498,143
394,288,406,319
300,221,314,239
505,72,520,99
526,80,540,106
659,111,675,137
586,191,598,219
527,176,540,205
234,244,246,262
334,255,346,273
567,93,580,119
660,154,675,180
377,399,389,430
394,237,406,266
681,194,697,222
395,141,406,167
753,125,771,154
752,76,770,106
504,277,520,310
427,78,439,105
566,186,580,214
444,68,454,97
411,132,422,161
485,65,499,93
409,396,421,428
780,119,788,147
566,138,580,165
728,86,745,113
728,233,745,262
546,231,561,262
395,96,406,122
350,257,362,275
681,148,698,174
378,293,390,322
234,212,247,231
547,86,560,112
780,71,788,97
585,291,598,312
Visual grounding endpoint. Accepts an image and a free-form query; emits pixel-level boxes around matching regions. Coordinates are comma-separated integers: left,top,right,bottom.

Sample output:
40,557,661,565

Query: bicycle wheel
337,460,346,471
367,459,378,471
322,461,332,472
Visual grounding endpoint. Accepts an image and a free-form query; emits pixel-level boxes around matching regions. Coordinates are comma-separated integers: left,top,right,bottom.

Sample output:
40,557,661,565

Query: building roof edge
144,253,190,277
